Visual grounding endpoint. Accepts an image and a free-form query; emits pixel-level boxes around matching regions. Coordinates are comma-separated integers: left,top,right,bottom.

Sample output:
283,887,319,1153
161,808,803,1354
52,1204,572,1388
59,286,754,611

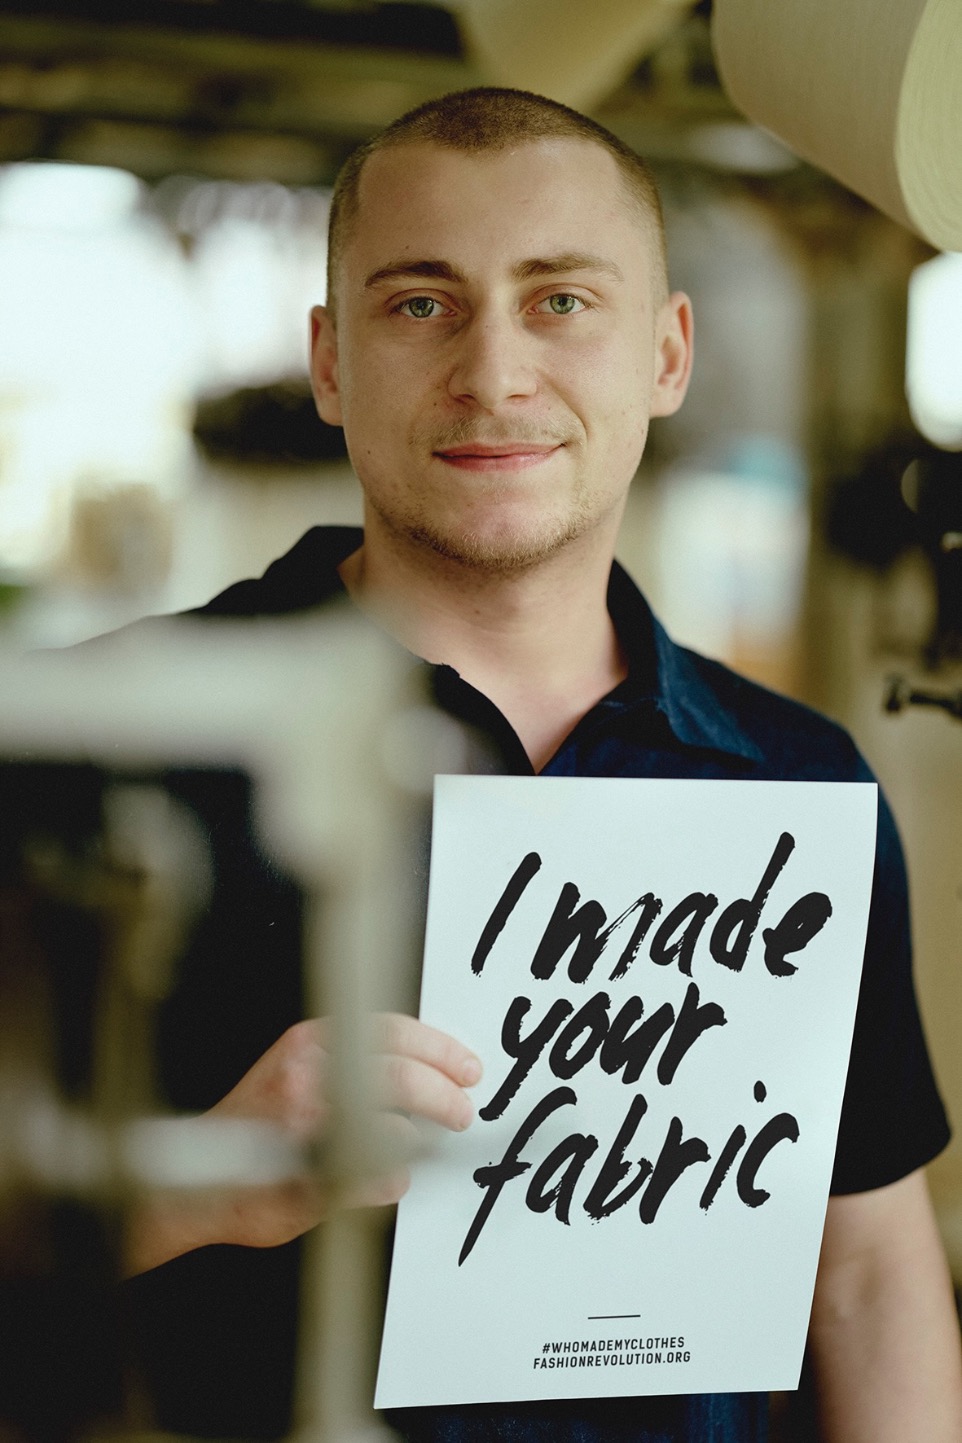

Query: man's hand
124,1015,482,1275
809,1168,962,1442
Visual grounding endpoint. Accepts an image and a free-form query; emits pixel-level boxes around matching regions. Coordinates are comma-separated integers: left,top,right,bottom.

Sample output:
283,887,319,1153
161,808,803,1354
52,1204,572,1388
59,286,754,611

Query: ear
309,305,343,426
650,291,694,419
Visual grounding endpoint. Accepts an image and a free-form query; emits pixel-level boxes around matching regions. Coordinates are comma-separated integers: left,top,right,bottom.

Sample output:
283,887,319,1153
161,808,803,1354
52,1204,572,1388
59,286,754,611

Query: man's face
311,137,691,574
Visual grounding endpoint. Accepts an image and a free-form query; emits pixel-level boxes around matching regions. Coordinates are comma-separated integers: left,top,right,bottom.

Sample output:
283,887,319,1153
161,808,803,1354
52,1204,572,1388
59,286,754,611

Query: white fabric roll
712,0,962,251
457,0,693,111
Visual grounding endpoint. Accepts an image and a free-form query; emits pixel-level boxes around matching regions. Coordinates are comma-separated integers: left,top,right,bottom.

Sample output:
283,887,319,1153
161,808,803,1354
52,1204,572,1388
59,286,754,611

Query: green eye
545,293,582,315
401,296,438,319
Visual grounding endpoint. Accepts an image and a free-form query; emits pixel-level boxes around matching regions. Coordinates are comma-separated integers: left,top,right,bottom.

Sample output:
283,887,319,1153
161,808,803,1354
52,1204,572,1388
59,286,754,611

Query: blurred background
0,0,960,1382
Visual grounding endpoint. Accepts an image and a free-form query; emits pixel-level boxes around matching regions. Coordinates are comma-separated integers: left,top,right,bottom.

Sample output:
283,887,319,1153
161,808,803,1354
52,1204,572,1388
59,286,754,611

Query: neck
339,522,627,772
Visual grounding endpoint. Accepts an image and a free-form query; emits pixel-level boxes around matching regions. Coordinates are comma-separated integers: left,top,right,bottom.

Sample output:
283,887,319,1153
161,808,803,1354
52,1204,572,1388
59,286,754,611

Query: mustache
418,419,576,450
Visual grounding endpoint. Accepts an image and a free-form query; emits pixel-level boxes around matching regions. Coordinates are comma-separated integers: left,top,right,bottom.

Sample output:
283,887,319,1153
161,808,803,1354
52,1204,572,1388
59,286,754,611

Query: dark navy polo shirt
193,522,949,1197
147,523,945,1443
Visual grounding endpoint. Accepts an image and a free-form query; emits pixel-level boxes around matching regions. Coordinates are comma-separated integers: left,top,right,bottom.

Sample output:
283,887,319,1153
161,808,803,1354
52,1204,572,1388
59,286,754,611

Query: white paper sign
376,777,878,1407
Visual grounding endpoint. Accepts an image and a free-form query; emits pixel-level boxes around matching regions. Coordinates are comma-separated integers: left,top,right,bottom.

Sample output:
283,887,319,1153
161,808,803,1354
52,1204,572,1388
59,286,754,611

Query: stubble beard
371,483,598,576
373,418,597,576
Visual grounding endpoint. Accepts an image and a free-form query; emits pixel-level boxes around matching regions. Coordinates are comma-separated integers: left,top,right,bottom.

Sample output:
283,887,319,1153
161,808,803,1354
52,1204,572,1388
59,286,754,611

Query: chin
406,513,592,574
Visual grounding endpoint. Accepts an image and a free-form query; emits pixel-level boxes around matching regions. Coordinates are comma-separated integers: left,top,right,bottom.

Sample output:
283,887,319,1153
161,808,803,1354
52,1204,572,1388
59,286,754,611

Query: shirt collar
315,529,763,767
608,560,765,766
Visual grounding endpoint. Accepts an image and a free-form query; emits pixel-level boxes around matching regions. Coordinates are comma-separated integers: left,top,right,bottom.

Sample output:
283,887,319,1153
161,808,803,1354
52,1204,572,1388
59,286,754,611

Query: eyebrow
364,258,465,289
513,252,625,283
362,252,625,290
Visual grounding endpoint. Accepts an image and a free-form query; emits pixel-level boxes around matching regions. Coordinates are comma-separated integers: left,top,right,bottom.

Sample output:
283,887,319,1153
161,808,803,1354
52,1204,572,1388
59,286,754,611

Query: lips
437,442,559,456
433,441,564,471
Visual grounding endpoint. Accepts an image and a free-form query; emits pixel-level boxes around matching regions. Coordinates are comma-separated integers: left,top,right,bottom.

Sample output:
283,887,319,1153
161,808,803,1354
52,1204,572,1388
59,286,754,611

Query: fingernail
458,1099,474,1131
460,1056,482,1086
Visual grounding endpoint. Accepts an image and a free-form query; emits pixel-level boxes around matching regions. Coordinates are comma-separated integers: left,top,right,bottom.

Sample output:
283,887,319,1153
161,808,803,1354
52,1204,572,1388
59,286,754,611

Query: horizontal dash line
588,1314,640,1320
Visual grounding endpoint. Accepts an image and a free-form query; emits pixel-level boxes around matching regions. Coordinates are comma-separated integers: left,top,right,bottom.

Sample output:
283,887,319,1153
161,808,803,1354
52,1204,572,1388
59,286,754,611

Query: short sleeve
830,770,950,1192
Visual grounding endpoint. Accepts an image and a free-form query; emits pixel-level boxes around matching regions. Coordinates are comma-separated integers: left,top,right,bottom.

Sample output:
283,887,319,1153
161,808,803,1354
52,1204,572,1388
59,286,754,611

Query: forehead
344,137,651,282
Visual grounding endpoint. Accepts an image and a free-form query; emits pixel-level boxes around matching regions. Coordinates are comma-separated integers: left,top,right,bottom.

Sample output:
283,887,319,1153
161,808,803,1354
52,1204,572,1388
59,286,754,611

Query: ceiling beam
0,12,478,177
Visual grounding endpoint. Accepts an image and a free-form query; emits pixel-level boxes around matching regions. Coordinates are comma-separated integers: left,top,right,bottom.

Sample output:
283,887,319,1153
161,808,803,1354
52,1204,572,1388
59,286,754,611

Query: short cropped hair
326,86,667,316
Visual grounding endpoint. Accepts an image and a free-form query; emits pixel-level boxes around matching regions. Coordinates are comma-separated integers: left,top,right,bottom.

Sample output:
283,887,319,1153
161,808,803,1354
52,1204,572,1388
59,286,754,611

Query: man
129,89,962,1441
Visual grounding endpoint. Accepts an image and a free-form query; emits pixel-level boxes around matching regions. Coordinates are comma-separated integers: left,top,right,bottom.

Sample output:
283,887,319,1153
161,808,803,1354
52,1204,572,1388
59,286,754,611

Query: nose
447,310,538,410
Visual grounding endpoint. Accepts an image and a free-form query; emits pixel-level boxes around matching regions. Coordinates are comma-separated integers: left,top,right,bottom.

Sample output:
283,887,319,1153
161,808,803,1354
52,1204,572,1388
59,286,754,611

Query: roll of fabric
712,0,962,251
457,0,693,110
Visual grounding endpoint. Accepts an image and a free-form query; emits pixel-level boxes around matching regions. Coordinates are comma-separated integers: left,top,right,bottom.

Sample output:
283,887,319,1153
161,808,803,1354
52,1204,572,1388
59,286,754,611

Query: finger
376,1052,476,1132
313,1014,480,1088
372,1013,483,1088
